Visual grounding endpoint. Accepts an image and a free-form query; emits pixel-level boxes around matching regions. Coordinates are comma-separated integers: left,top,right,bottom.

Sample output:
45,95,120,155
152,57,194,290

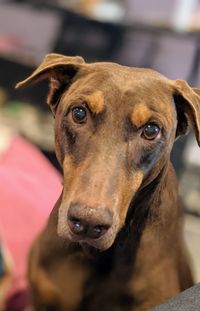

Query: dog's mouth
75,229,117,251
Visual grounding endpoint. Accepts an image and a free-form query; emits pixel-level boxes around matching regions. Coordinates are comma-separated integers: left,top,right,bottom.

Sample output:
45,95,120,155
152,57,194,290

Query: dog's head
16,54,200,250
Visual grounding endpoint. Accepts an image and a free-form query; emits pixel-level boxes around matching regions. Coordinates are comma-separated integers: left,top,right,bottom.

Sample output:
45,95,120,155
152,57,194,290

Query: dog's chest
47,255,135,311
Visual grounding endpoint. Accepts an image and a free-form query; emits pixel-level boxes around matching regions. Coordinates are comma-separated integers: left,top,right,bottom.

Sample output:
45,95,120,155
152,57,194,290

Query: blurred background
0,0,199,310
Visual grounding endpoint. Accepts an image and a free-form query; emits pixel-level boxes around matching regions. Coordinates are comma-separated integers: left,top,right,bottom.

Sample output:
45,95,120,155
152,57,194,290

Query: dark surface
151,283,200,311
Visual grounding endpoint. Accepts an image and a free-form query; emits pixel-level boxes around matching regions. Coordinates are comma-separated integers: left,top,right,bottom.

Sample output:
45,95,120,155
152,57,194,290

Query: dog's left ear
171,79,200,146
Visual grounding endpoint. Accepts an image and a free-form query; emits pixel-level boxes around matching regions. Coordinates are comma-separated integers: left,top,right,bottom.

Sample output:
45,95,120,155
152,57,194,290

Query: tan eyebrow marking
85,91,105,114
131,103,153,128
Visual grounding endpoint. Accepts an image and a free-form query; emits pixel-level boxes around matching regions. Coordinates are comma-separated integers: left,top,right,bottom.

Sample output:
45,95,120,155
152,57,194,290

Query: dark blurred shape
152,282,200,311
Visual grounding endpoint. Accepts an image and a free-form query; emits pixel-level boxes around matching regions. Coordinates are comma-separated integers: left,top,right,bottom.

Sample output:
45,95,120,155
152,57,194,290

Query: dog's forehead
83,62,171,98
80,63,174,113
89,62,167,81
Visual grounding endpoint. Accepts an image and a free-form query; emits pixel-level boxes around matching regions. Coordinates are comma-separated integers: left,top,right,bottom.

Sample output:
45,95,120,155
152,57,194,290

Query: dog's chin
80,234,115,251
57,225,117,251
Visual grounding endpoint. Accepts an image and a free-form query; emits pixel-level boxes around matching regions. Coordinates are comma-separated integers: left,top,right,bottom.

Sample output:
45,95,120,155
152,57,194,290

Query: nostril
94,226,103,235
89,224,110,239
68,217,85,235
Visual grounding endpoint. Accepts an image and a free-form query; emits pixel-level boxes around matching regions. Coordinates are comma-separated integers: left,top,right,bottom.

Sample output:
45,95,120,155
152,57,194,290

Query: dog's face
16,54,200,250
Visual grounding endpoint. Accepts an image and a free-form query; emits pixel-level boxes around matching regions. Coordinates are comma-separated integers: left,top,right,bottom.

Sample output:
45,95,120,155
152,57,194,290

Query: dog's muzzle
57,201,119,250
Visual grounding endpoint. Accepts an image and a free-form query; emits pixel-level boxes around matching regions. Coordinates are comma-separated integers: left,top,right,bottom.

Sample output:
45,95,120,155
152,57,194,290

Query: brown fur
16,54,200,311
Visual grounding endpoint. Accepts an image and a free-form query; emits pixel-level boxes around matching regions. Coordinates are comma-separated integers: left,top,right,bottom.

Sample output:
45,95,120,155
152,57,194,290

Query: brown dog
16,54,200,311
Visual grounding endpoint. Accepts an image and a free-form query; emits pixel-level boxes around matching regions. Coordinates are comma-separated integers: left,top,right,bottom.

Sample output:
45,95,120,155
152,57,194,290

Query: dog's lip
67,230,105,243
65,228,114,251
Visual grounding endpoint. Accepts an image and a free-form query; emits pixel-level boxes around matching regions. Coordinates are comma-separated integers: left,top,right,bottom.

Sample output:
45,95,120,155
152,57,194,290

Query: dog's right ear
16,53,85,115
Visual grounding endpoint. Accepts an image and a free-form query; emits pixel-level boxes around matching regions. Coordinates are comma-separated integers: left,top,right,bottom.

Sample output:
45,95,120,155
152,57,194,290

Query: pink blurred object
0,35,22,53
0,135,62,299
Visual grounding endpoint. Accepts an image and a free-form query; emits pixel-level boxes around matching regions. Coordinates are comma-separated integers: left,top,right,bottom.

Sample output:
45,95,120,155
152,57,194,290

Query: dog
16,53,200,311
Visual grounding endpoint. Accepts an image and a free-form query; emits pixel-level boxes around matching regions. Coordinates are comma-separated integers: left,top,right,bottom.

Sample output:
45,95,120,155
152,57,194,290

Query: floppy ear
171,79,200,146
16,53,85,115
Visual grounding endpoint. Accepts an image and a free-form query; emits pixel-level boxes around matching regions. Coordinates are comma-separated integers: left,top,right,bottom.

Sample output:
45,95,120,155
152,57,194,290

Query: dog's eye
142,123,160,140
72,106,87,123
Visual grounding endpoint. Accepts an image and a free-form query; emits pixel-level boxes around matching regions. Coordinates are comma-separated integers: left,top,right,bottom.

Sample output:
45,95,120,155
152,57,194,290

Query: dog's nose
67,203,113,239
